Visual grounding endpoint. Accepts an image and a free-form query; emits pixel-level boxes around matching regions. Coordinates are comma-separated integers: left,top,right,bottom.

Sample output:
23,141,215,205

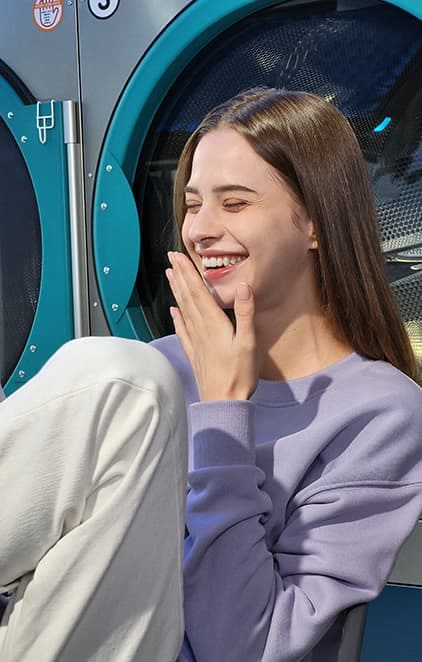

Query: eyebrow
184,184,258,195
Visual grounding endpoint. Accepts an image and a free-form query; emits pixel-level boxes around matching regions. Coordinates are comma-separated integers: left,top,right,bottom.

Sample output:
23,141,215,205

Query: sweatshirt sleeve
182,399,422,662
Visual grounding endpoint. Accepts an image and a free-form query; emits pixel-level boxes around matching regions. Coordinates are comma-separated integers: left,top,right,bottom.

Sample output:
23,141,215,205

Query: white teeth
201,255,245,268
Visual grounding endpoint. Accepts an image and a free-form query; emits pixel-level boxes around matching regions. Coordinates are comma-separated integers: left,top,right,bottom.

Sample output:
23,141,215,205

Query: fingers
166,253,206,362
169,306,194,364
166,252,222,323
166,256,258,401
234,283,255,351
166,253,201,325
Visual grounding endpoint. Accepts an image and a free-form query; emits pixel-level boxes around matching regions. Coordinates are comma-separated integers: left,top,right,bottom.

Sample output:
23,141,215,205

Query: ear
307,218,318,250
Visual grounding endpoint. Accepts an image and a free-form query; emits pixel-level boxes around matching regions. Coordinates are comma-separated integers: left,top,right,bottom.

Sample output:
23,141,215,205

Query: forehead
189,128,274,186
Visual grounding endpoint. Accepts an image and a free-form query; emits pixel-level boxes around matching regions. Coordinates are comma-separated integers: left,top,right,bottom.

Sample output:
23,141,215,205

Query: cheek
181,217,192,252
180,220,201,268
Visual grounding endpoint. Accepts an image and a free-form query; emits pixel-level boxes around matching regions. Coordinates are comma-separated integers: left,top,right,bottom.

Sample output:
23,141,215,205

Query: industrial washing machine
1,1,420,389
85,0,422,380
81,5,422,656
0,0,421,659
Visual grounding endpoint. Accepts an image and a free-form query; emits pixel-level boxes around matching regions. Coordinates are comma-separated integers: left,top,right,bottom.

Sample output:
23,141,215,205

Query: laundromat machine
0,0,421,658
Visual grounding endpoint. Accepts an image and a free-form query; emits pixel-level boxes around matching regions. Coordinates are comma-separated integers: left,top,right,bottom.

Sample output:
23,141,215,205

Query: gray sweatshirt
152,335,422,662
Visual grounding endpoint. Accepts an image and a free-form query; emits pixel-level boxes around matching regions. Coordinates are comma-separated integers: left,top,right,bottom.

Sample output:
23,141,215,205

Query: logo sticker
33,0,64,32
88,0,120,20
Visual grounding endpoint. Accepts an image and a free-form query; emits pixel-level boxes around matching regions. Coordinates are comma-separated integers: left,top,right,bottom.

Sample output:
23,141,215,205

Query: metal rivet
21,136,28,143
100,202,108,211
67,0,73,4
7,111,14,119
88,172,93,178
18,370,25,379
30,345,37,352
111,304,119,311
106,164,113,172
93,301,98,307
103,266,110,274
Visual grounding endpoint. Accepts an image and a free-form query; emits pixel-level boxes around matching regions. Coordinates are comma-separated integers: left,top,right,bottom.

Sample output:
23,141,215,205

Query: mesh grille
134,0,422,375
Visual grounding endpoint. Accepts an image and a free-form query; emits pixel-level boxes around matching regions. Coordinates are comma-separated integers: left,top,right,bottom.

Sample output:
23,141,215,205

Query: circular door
93,0,422,380
0,60,73,393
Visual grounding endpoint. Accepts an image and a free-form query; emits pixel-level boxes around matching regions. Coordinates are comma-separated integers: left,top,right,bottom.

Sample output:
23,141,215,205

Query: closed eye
223,200,248,211
185,201,202,213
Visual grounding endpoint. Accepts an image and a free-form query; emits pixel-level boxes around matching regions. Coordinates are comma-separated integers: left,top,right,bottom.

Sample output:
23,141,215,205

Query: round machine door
93,0,422,381
0,60,73,394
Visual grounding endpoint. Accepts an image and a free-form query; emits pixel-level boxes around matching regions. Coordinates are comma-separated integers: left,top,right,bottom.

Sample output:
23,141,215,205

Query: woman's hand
166,252,258,401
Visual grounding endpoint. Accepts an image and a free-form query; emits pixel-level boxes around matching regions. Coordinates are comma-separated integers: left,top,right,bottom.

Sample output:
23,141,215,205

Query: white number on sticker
88,0,120,19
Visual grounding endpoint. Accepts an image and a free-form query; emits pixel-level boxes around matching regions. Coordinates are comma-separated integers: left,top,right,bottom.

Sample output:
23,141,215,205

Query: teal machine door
0,62,73,394
0,5,83,394
86,0,422,658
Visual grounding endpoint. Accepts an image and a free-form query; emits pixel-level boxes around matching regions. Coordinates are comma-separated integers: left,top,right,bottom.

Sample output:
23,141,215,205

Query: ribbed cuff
190,400,255,468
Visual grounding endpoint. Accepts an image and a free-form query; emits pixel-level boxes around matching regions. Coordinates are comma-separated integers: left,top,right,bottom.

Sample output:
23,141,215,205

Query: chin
205,282,235,309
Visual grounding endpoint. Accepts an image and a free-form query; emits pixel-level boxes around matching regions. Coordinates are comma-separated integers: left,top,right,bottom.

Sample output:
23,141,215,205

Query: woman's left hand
166,252,258,401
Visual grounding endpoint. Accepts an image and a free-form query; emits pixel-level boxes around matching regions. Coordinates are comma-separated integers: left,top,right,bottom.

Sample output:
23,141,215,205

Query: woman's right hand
166,251,259,401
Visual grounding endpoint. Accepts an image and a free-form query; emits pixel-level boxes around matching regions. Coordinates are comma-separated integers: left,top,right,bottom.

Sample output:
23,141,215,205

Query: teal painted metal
361,584,422,661
94,153,148,336
0,81,73,394
94,0,282,341
384,0,422,20
94,0,421,340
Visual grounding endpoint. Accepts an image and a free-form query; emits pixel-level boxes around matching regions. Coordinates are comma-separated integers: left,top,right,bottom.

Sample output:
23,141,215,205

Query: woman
154,87,422,661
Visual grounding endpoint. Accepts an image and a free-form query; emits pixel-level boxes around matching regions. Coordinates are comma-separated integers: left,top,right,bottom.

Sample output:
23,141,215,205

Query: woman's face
181,128,317,313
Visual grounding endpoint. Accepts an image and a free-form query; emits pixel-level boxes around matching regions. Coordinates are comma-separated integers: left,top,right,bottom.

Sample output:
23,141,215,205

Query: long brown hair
173,87,417,380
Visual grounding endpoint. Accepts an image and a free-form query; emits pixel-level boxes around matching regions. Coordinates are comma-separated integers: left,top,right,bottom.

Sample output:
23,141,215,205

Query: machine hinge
62,100,80,145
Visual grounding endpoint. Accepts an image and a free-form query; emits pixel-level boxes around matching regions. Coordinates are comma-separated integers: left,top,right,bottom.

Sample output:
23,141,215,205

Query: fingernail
237,282,250,300
168,251,174,264
165,268,173,280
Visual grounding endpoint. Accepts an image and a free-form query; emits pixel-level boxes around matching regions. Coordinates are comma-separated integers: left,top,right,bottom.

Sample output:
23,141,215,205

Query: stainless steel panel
0,3,79,101
78,0,192,181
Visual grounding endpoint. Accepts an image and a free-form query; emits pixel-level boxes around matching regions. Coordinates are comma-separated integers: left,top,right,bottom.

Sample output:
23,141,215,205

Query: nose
185,203,224,246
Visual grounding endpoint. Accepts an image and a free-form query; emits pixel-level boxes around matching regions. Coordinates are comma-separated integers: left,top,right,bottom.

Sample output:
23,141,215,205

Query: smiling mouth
201,255,247,269
200,254,248,282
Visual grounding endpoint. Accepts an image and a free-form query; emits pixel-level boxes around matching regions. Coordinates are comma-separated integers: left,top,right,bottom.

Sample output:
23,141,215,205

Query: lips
200,254,248,282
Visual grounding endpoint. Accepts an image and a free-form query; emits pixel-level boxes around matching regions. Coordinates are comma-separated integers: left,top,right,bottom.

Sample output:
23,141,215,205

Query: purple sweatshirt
152,335,422,662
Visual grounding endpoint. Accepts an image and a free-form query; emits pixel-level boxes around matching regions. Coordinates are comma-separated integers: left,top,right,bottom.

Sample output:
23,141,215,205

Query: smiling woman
181,127,318,322
152,86,422,662
172,87,416,380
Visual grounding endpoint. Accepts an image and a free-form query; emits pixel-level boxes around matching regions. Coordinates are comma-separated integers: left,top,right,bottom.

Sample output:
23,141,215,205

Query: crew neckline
251,352,369,405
